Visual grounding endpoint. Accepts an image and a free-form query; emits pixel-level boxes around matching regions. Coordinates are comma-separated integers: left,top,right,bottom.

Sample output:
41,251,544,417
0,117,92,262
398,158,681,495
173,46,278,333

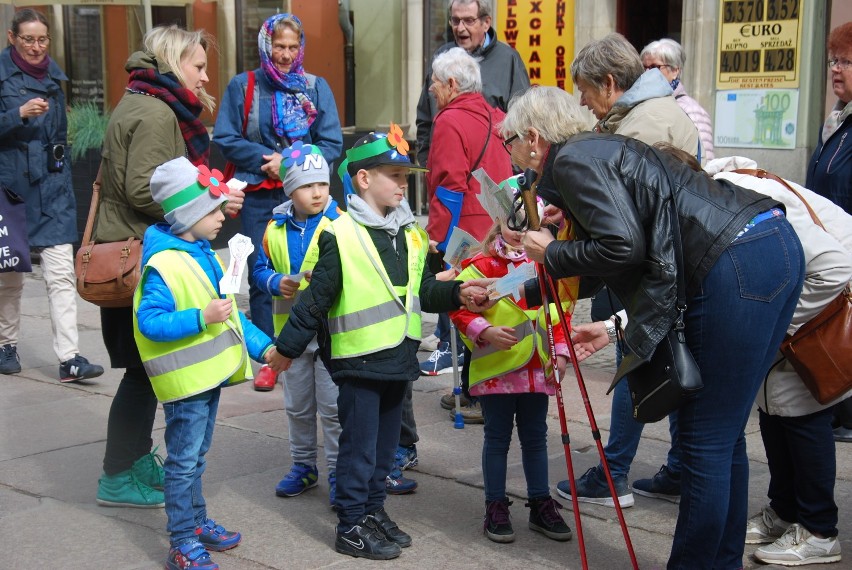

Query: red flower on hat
387,123,409,156
197,165,229,197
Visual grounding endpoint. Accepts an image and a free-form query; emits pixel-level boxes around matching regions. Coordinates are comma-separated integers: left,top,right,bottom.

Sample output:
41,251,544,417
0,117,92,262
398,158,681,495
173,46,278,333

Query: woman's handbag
732,169,852,404
613,151,703,423
0,184,32,273
74,164,142,308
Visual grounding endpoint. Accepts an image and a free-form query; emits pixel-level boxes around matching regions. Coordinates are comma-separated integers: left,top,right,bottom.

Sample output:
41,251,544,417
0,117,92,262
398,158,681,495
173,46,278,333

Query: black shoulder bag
612,154,703,423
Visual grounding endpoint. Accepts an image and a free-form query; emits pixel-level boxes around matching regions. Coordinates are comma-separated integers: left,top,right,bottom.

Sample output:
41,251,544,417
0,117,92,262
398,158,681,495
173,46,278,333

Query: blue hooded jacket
136,223,272,363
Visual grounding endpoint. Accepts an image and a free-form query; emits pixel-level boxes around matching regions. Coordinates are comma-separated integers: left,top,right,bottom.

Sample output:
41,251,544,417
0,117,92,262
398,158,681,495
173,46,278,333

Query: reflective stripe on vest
457,263,560,387
133,249,251,403
327,214,426,358
265,216,333,335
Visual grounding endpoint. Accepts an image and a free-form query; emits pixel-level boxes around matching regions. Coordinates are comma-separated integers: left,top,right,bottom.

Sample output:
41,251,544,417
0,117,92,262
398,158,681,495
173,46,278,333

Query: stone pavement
1,261,850,570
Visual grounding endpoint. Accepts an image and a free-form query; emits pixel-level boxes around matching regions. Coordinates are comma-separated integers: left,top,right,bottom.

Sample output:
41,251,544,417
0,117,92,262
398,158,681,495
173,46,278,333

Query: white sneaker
746,506,792,544
419,333,440,352
754,523,842,566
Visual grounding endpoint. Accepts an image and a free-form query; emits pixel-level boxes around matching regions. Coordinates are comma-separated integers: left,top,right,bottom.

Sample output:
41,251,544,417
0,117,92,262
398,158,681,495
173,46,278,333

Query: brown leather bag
734,168,852,404
74,163,142,308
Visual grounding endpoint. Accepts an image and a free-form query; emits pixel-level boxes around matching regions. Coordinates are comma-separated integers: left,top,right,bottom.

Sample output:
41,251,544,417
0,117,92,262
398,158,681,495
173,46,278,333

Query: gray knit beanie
150,157,229,235
279,142,330,197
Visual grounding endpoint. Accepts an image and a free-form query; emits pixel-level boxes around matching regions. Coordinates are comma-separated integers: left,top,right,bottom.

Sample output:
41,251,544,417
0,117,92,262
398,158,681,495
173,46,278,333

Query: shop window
617,0,683,51
63,6,104,107
236,0,284,72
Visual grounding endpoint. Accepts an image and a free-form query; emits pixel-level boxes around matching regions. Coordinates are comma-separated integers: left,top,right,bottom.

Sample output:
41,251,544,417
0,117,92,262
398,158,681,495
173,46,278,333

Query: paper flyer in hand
472,168,514,223
443,227,480,271
487,262,536,301
219,233,255,294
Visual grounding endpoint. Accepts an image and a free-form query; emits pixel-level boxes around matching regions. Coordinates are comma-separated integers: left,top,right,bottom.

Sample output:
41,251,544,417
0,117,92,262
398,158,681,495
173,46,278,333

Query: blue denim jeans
668,217,804,569
163,387,221,547
760,408,838,538
335,379,407,532
479,393,550,501
241,188,286,338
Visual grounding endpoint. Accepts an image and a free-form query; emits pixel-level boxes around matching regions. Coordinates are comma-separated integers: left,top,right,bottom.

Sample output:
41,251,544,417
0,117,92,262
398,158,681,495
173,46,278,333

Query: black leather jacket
538,133,780,361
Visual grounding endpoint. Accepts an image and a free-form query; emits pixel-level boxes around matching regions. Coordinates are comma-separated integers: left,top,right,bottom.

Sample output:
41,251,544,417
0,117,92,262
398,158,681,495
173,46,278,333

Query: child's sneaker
96,470,165,508
526,496,572,541
275,463,319,497
393,444,418,471
335,515,402,560
59,354,104,383
556,465,634,508
0,344,21,374
385,468,417,495
484,498,515,543
746,506,792,544
419,342,457,376
754,523,842,566
195,518,241,552
165,541,218,570
367,507,412,548
131,446,165,490
329,471,337,508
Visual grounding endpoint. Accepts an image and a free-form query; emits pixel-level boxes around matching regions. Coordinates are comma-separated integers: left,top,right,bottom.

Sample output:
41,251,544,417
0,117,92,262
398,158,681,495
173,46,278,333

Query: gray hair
570,33,644,92
640,38,685,74
449,0,491,18
432,47,482,94
500,87,588,144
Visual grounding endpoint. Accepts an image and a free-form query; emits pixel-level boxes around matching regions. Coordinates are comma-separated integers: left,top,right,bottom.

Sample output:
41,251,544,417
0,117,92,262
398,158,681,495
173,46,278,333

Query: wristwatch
604,317,618,344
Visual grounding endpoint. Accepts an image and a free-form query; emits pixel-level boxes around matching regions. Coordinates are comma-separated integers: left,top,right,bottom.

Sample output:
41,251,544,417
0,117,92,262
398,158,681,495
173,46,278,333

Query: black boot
484,497,515,543
335,515,402,560
526,496,572,541
367,507,412,548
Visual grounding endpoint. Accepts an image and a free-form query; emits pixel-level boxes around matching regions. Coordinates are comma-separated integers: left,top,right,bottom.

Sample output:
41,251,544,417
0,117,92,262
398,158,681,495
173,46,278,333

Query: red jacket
425,92,513,246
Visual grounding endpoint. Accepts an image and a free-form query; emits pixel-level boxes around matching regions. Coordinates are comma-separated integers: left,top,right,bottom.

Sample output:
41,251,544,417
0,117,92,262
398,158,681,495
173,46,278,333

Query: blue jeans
760,408,838,538
335,379,407,532
479,393,550,501
241,188,286,338
668,217,804,569
163,387,221,547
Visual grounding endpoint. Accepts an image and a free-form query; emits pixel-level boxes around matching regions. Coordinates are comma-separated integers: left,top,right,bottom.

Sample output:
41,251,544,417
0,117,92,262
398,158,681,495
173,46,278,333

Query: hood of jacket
142,223,224,291
125,50,174,76
599,69,673,132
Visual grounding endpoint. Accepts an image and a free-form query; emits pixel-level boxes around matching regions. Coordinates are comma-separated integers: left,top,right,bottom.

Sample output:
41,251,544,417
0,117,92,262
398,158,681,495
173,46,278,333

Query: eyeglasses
16,34,50,47
449,16,482,27
643,63,672,71
502,134,519,154
828,58,852,71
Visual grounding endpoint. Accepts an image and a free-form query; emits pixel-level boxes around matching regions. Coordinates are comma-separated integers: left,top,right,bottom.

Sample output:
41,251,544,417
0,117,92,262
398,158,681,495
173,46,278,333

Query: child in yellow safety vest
134,156,276,570
251,142,344,506
450,210,573,545
266,127,492,561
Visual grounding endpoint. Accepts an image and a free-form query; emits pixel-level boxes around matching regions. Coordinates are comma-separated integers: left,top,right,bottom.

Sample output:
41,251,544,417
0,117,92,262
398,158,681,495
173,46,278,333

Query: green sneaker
97,469,165,508
131,446,165,490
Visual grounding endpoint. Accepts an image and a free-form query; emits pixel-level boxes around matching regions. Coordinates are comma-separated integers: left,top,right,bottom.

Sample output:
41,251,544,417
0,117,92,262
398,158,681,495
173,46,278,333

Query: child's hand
266,349,292,373
203,299,233,325
279,276,301,298
303,270,312,282
541,204,564,227
459,280,497,313
435,267,458,281
556,355,569,376
481,326,518,351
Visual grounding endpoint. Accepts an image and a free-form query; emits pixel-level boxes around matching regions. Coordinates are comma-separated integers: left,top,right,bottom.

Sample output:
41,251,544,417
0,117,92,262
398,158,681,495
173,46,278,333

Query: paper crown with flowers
337,123,428,196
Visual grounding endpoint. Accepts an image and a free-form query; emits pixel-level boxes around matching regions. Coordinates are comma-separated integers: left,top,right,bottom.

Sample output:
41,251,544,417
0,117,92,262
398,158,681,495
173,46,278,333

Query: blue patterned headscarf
258,14,318,142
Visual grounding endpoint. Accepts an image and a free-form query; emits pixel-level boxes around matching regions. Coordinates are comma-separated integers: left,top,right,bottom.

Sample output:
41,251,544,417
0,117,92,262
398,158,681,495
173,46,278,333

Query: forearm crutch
517,169,638,570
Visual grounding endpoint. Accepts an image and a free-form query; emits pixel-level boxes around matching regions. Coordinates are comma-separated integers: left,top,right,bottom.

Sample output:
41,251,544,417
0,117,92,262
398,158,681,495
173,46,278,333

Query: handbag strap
465,107,492,184
81,162,103,246
732,168,826,231
241,70,255,137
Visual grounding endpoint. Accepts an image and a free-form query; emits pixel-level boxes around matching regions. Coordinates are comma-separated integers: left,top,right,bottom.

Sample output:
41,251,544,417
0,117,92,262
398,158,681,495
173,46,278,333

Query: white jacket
708,157,852,417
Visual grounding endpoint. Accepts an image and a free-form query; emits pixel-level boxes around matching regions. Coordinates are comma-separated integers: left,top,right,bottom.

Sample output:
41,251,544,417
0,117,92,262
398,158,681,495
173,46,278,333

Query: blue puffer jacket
0,47,76,247
212,69,343,185
136,223,273,362
806,108,851,214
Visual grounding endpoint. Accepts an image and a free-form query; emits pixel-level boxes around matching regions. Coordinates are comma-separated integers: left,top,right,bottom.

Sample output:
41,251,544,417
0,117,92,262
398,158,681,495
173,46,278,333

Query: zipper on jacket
826,132,847,174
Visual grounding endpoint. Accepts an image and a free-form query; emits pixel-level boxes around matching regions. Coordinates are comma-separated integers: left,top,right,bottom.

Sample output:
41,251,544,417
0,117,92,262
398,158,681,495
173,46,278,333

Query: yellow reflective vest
456,263,560,388
264,215,334,335
326,214,427,358
133,249,251,403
